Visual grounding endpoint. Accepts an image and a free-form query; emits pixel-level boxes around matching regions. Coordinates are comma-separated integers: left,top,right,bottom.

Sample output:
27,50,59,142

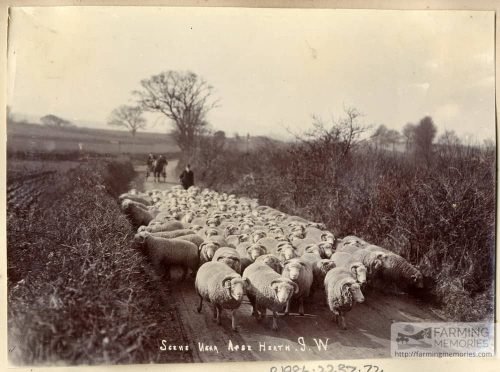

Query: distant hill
7,121,180,155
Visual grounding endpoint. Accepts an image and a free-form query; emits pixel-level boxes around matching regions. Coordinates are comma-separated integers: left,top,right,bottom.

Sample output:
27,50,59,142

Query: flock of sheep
120,186,424,332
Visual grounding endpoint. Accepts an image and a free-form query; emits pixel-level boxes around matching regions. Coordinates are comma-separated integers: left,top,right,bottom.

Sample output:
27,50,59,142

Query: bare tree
107,105,146,137
438,130,461,147
297,106,369,162
402,123,416,152
134,71,218,154
40,114,74,128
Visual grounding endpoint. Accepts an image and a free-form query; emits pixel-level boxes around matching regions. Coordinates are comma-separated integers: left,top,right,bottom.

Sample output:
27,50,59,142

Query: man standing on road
146,153,155,180
179,164,194,190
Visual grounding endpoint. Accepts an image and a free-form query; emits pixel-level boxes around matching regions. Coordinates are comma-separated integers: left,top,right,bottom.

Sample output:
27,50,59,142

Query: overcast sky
7,7,495,142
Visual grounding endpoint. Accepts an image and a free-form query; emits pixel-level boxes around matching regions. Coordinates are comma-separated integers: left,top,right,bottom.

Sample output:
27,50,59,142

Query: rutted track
135,165,444,363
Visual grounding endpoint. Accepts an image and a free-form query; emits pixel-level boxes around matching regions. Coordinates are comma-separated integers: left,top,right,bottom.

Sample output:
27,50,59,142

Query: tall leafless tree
107,105,146,137
134,71,218,154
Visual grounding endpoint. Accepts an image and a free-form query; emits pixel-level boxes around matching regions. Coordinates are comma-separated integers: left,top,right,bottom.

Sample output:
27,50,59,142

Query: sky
7,7,496,142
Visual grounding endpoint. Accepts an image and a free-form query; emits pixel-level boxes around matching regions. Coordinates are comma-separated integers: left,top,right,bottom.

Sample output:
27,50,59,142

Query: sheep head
277,242,298,261
238,233,251,243
190,224,204,232
252,230,267,243
256,254,283,274
222,274,246,301
246,244,267,261
283,259,306,281
318,242,334,258
317,259,336,274
350,262,367,284
205,228,220,238
133,231,150,249
411,271,424,288
224,225,239,237
271,278,299,304
349,282,365,303
321,232,336,244
200,241,220,260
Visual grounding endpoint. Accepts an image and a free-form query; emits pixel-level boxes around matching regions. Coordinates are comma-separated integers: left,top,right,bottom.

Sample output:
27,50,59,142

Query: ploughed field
123,172,443,362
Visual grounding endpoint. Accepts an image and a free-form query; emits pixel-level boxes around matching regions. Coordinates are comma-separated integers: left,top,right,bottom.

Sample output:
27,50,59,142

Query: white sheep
324,267,365,330
281,258,314,316
236,243,267,272
276,242,299,262
146,229,195,239
212,247,242,273
255,254,283,274
140,220,187,233
122,199,154,227
195,262,248,331
351,247,388,277
243,262,298,331
199,241,222,266
173,234,205,248
133,232,199,280
330,252,368,284
119,193,152,206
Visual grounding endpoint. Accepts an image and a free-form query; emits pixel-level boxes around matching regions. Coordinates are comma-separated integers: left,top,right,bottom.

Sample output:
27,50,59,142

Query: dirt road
134,163,443,363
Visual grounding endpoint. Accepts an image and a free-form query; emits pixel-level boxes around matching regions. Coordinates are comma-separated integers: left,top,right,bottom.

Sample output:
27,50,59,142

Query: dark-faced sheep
122,200,154,228
243,262,298,331
212,247,242,273
255,254,283,274
195,262,248,331
324,267,365,329
199,241,222,265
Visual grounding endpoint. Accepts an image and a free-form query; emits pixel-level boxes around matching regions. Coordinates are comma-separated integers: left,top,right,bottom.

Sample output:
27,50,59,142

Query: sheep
336,244,362,254
139,220,187,233
236,243,267,272
376,253,424,289
121,198,149,212
148,229,195,239
318,241,335,258
255,254,283,274
133,232,199,280
281,258,314,316
119,193,152,206
300,246,336,290
276,242,299,262
212,247,242,273
122,199,154,227
173,234,205,248
195,262,248,331
243,262,298,331
199,241,222,266
330,252,368,284
324,267,365,329
351,248,388,277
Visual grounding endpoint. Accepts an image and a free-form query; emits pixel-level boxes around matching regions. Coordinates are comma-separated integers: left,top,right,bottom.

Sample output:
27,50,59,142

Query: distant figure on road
146,153,155,180
155,155,168,183
179,164,194,190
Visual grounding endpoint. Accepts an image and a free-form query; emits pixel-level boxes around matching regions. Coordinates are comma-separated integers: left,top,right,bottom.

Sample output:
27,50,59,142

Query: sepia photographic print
3,3,497,371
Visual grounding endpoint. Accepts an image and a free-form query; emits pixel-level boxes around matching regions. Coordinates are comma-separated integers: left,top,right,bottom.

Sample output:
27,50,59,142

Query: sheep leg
212,304,218,320
339,311,347,330
272,311,279,331
216,306,222,325
298,297,304,316
231,310,238,332
197,295,203,313
284,299,291,316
